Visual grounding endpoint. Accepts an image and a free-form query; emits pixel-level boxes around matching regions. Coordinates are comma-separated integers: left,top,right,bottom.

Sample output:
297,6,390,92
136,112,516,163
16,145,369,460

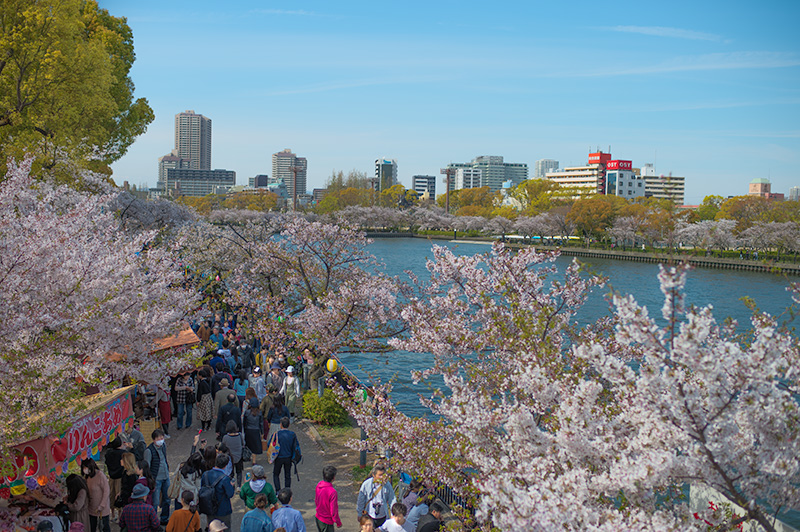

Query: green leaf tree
0,0,154,177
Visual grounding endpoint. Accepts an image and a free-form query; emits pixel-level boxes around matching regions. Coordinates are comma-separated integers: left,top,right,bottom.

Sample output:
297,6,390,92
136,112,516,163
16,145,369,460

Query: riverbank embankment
364,232,800,275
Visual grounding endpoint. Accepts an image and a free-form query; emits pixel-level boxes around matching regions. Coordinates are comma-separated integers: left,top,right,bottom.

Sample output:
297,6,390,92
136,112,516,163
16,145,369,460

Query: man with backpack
273,417,300,491
199,454,235,528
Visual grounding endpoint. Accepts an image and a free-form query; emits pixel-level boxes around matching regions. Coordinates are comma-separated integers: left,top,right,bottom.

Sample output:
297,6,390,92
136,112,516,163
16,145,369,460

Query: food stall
0,387,135,531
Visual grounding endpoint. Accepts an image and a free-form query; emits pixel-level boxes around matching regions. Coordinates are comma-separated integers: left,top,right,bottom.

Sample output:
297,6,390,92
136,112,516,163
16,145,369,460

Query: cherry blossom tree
0,158,199,450
187,217,408,357
608,215,643,249
676,220,737,252
337,243,800,531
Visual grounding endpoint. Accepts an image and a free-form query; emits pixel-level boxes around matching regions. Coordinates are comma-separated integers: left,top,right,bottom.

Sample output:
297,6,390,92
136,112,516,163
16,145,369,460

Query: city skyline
104,0,800,204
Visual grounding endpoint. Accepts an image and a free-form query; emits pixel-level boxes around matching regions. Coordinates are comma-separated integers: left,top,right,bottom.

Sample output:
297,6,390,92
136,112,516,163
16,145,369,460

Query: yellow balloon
326,358,338,373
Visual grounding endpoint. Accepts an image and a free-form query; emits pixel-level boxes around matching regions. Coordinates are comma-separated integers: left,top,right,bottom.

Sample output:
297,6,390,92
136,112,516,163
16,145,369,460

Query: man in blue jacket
201,454,236,528
273,416,299,491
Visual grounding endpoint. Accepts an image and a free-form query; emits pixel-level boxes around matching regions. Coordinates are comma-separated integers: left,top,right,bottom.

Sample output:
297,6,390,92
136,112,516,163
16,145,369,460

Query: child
378,503,408,532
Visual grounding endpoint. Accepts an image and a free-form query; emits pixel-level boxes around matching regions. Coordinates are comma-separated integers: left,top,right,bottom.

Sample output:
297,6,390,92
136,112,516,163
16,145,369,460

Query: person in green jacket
239,465,278,510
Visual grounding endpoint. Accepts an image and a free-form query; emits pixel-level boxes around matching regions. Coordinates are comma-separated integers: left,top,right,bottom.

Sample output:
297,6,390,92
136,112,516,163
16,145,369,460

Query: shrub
302,389,349,426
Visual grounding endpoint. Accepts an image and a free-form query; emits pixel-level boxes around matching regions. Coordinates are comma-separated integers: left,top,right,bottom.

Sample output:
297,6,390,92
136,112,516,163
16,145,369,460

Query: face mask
155,439,165,447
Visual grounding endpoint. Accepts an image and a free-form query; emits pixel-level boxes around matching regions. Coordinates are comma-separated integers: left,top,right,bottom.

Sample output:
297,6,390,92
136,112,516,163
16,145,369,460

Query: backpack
198,473,225,516
291,435,302,464
131,440,146,462
291,434,302,480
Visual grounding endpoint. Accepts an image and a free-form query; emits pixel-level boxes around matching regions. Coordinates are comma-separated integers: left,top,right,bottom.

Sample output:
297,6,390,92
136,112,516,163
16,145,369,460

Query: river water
339,237,800,528
338,237,797,416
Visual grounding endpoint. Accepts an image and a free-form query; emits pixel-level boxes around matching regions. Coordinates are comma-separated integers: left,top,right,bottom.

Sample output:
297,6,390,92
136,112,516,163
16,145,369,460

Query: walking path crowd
42,314,446,532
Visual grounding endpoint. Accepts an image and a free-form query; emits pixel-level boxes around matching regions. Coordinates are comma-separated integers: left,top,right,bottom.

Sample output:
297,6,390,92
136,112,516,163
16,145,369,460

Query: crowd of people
42,313,445,532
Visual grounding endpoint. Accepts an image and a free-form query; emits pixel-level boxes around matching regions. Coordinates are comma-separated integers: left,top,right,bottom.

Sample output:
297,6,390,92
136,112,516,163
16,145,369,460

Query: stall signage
4,390,133,485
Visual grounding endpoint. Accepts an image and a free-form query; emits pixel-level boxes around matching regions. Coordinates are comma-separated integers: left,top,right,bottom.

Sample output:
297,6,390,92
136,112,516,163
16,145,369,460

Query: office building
312,188,328,203
375,159,398,191
790,187,800,202
535,159,559,179
455,168,482,190
272,149,307,199
644,173,686,205
174,110,212,170
605,160,645,199
412,175,436,198
546,151,646,200
248,174,270,188
545,164,605,197
163,168,235,197
749,178,771,197
748,178,784,200
445,155,528,192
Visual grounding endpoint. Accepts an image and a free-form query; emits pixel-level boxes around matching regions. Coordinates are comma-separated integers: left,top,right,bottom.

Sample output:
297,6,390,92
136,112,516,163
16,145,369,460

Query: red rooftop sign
607,160,632,170
588,152,611,165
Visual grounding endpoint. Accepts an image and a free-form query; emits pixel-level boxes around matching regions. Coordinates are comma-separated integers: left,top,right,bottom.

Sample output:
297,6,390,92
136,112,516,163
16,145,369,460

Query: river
338,237,797,416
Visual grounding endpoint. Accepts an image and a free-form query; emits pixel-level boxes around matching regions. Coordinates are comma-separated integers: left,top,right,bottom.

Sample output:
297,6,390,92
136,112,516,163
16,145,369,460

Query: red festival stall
0,387,135,530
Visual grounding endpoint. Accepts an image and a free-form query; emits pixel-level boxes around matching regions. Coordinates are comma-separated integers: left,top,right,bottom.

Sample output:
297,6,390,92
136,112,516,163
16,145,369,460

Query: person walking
65,474,90,532
242,398,264,466
265,397,290,440
119,484,160,532
279,367,301,419
103,438,125,522
176,452,204,510
376,503,407,532
117,453,139,509
197,370,214,431
239,465,277,510
221,421,245,487
143,429,172,525
175,373,195,430
272,417,298,492
314,466,341,532
416,502,444,532
216,393,242,440
165,491,201,532
356,465,396,528
240,494,275,532
81,459,110,532
200,454,235,529
271,489,306,532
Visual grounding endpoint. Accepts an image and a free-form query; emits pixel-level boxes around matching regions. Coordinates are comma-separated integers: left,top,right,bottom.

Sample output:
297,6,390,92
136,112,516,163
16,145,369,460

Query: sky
104,0,800,204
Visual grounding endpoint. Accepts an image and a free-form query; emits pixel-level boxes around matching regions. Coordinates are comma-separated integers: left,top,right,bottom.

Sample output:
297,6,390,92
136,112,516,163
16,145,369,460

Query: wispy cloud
250,8,333,17
264,77,439,96
610,25,724,42
546,52,800,78
630,98,800,113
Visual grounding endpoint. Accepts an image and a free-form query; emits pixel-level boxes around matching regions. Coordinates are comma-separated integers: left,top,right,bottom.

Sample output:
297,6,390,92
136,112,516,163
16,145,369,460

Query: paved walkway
109,413,361,532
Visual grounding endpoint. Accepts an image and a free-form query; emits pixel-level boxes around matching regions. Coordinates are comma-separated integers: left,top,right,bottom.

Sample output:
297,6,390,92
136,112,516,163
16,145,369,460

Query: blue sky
104,0,800,204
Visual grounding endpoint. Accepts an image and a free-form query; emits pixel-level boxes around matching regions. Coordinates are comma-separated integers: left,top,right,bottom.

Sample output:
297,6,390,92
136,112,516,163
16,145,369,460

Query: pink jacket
86,471,110,517
315,481,341,527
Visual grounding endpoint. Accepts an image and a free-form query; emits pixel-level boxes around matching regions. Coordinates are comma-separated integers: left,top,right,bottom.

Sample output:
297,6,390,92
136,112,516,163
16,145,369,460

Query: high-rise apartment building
535,159,559,179
412,175,436,198
445,156,528,192
174,110,212,170
790,187,800,202
375,159,398,191
272,149,307,199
